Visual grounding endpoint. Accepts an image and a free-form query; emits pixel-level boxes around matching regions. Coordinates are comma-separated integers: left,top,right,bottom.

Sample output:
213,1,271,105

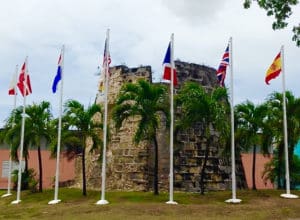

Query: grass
0,188,300,219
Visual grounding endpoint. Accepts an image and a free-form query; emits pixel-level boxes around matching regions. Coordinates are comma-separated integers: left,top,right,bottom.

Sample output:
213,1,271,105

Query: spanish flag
265,52,281,85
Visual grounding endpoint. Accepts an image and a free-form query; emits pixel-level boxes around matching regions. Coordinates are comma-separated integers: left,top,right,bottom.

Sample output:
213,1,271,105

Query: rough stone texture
92,65,152,191
77,61,246,192
171,61,246,192
175,61,219,90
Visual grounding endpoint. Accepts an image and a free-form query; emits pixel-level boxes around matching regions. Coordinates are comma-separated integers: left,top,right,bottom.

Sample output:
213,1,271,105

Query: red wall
0,149,75,189
241,153,274,189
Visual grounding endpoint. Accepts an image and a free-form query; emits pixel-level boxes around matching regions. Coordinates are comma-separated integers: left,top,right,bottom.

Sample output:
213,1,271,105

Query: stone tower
81,61,246,192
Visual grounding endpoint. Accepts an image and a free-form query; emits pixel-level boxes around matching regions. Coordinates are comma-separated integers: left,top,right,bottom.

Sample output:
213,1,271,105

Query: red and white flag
8,70,18,95
17,61,32,96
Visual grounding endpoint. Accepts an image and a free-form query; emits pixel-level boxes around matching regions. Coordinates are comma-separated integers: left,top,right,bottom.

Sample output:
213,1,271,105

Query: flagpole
225,37,241,203
2,65,18,198
49,45,65,205
96,29,110,205
166,33,177,205
12,57,28,205
280,45,298,199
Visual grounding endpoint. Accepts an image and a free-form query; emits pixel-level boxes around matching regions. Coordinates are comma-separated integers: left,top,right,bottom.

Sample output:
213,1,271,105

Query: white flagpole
166,33,177,205
49,45,65,205
12,57,29,204
96,29,110,205
225,37,241,203
280,45,298,199
2,65,18,198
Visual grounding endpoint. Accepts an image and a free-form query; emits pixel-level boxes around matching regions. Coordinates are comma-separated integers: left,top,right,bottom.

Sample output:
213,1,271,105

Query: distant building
241,152,274,189
0,142,75,190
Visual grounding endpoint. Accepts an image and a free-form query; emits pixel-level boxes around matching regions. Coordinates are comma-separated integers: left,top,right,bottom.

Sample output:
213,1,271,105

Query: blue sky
0,0,299,126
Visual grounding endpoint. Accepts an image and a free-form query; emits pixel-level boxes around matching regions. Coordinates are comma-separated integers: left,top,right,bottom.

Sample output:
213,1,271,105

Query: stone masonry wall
91,65,152,191
78,61,246,192
172,61,246,192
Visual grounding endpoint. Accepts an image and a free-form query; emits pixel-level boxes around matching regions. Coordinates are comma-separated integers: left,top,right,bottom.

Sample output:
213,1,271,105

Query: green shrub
12,168,38,192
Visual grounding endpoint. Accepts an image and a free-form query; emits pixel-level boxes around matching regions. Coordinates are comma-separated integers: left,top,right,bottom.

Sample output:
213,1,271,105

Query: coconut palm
112,80,169,195
1,102,52,192
24,101,53,192
235,101,270,190
0,108,31,189
264,91,300,188
64,100,102,196
176,82,230,195
49,117,82,161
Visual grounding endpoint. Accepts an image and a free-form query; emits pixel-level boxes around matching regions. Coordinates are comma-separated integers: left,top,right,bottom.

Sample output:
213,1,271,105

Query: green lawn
0,189,300,219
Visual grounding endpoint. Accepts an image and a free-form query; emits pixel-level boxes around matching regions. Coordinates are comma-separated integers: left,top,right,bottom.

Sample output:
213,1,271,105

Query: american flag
216,45,229,87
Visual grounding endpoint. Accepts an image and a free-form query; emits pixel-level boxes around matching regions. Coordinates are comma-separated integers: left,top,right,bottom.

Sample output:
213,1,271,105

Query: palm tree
176,82,230,195
0,107,27,169
264,91,300,188
235,101,270,190
0,110,31,189
49,117,82,161
24,101,53,192
64,100,102,196
1,102,52,192
112,80,169,195
1,106,30,172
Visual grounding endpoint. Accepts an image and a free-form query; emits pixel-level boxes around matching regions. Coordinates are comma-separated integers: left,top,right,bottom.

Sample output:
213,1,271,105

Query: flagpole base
48,199,61,204
1,193,12,198
280,193,299,199
225,198,242,203
96,199,109,205
166,200,178,205
11,199,21,204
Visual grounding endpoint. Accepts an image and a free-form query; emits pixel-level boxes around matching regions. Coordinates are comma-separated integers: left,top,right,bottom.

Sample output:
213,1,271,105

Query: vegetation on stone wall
112,80,169,195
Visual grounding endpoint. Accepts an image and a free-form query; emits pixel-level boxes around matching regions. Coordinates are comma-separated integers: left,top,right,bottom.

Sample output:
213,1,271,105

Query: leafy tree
112,80,169,195
176,82,230,195
64,100,102,196
243,0,300,46
12,168,38,192
235,101,270,190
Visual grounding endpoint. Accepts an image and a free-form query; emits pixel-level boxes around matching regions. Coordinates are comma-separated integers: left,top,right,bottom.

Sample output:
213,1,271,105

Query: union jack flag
216,45,229,87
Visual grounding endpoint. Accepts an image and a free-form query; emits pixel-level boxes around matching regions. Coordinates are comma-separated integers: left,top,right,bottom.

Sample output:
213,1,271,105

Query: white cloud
161,0,227,24
0,0,299,126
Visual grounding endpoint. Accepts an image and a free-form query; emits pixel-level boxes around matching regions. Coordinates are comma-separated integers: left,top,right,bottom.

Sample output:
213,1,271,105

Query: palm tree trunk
82,137,87,196
23,155,29,190
252,145,257,190
25,155,29,174
200,136,210,195
37,146,43,192
277,144,283,189
153,136,159,195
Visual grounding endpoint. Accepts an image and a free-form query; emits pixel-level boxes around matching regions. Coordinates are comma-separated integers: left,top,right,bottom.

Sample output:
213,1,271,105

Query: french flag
52,54,62,93
162,42,178,86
